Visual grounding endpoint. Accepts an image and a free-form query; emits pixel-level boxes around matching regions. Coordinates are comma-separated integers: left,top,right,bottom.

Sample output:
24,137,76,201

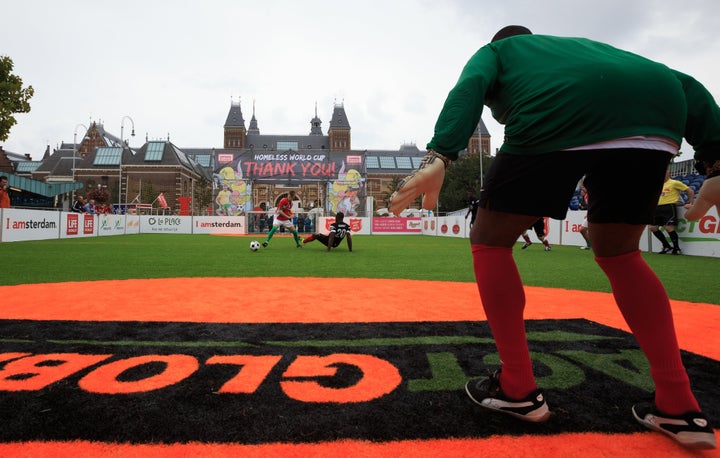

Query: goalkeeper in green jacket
390,25,719,449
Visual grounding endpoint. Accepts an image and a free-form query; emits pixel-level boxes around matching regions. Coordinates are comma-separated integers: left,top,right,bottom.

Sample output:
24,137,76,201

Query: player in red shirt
262,190,302,248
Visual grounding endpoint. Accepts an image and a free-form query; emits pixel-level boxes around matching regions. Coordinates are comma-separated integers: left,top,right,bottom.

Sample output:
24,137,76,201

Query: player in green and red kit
390,25,719,449
262,190,302,248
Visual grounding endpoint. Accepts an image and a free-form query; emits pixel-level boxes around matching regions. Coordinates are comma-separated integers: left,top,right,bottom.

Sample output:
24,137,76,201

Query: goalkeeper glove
389,149,450,215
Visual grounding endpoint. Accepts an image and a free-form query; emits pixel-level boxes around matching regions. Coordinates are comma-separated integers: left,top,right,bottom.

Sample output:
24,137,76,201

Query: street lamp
119,116,135,212
72,123,89,202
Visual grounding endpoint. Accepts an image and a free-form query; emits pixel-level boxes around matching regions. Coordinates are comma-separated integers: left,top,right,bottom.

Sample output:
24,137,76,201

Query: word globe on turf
249,240,261,251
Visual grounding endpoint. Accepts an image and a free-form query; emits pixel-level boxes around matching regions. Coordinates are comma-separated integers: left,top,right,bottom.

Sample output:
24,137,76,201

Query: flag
157,193,168,209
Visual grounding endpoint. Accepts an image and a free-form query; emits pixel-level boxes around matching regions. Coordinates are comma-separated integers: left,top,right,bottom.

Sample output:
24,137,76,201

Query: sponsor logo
67,214,79,235
1,319,715,443
5,218,57,230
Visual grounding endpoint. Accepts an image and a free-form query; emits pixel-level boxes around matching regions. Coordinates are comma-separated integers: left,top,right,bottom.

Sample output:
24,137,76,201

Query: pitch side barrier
1,208,718,258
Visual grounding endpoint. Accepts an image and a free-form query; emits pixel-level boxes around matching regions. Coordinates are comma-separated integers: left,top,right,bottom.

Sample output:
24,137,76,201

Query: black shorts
651,204,679,227
528,218,545,237
478,149,672,224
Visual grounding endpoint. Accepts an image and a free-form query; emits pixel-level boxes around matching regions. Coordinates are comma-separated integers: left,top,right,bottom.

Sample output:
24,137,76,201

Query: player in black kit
303,212,353,252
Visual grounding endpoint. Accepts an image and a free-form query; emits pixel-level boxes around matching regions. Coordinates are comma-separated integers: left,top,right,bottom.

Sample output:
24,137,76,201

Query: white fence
1,208,718,258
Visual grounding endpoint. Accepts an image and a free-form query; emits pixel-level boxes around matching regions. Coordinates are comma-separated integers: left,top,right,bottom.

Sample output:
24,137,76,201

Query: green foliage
0,55,34,142
439,154,494,212
87,186,111,204
380,176,405,208
194,176,213,213
0,234,717,305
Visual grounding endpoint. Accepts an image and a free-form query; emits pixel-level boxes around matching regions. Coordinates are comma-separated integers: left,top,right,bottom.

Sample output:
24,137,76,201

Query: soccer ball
249,240,260,251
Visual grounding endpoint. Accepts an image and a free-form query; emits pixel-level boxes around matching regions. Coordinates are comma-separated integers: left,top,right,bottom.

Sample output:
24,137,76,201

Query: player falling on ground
520,217,551,251
262,190,302,248
303,212,352,252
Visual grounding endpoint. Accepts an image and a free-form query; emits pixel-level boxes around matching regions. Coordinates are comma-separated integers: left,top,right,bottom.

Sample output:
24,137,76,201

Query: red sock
595,250,700,414
522,234,531,244
472,244,536,399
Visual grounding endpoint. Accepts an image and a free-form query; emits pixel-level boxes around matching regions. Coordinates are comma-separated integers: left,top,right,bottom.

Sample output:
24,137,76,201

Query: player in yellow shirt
648,169,695,254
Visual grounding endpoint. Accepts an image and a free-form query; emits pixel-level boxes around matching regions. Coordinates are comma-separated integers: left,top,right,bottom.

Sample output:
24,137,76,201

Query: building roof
224,100,245,128
245,134,330,151
329,103,350,129
3,172,82,197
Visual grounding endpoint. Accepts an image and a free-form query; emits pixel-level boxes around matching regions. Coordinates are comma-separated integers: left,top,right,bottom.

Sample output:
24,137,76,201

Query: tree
0,56,34,142
194,176,213,215
380,176,407,208
438,154,494,213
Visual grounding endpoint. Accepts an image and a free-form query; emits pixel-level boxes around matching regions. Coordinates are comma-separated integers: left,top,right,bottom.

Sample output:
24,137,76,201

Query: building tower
328,101,351,151
468,118,492,155
248,99,260,135
224,98,246,149
309,102,323,135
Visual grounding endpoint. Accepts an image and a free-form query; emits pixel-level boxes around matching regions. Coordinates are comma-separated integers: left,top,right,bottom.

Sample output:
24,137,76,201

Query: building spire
248,98,259,135
309,101,323,135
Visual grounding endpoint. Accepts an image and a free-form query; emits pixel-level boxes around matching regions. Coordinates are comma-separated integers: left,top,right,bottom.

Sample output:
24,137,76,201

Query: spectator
71,195,86,213
0,176,10,208
84,199,97,214
297,214,306,233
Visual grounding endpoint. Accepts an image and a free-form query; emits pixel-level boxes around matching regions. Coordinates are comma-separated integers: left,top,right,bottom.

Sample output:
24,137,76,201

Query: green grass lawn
1,234,717,304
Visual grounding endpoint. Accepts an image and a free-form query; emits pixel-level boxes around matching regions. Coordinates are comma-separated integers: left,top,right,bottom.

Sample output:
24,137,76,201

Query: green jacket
428,34,720,162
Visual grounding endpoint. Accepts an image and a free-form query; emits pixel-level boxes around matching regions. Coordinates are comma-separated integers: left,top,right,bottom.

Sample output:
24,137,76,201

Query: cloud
1,0,719,159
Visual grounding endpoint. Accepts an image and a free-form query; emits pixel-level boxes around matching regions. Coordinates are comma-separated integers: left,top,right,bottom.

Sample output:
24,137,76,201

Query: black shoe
658,247,672,254
465,370,550,423
521,242,532,250
671,248,682,255
632,402,716,450
261,241,268,248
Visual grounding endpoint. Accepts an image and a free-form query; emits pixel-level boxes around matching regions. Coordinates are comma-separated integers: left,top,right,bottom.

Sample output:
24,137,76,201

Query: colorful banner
212,152,366,216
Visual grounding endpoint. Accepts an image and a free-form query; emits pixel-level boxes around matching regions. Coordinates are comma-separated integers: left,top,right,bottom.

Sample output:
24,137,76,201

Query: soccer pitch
1,233,717,305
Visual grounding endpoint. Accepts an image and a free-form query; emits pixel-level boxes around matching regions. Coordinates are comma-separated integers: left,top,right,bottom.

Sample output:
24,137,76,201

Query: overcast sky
2,0,719,161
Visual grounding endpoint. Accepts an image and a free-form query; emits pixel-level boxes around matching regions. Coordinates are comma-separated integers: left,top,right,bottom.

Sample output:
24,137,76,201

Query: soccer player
578,184,592,250
262,190,302,248
303,212,352,252
520,217,551,251
389,25,718,449
648,169,695,254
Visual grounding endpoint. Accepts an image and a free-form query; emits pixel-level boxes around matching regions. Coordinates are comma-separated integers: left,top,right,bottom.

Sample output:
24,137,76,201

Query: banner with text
371,217,422,235
213,151,366,215
192,216,247,235
1,209,60,242
139,216,193,234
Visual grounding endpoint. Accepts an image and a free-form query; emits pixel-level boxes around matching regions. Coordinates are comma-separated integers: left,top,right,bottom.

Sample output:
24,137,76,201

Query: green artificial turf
1,234,717,304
